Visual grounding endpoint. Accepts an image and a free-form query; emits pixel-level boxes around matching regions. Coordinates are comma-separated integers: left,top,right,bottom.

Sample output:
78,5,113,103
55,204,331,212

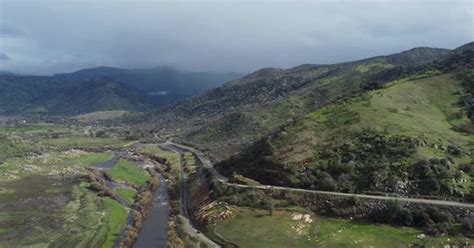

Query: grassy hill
215,70,474,199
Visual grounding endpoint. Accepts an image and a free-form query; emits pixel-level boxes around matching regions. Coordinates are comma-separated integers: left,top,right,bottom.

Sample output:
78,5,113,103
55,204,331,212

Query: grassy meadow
213,207,472,248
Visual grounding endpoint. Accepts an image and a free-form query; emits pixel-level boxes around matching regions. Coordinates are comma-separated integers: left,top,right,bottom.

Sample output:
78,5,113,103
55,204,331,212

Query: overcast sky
0,0,472,75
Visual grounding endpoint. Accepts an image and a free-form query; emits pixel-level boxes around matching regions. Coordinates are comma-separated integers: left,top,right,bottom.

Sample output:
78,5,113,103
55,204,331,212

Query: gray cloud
0,26,25,38
0,53,10,60
0,0,472,75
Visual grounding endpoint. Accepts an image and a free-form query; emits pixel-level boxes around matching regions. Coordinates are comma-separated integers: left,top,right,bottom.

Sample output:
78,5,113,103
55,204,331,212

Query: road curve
165,141,474,209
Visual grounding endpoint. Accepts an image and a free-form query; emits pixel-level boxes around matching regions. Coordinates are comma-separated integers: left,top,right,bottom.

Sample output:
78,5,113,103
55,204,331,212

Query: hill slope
215,71,474,199
141,43,472,161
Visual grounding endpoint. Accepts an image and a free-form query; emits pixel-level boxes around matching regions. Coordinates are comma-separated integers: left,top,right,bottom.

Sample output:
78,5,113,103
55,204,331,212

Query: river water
92,151,171,247
133,173,170,248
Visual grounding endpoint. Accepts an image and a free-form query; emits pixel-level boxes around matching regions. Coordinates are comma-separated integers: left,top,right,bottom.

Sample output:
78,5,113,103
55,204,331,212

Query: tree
266,198,274,216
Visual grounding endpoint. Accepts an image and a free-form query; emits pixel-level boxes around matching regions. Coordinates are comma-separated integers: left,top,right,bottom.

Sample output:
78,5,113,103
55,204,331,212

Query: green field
108,159,150,187
115,187,137,204
0,177,128,248
0,151,112,181
43,137,133,148
0,151,125,247
139,145,180,162
139,144,181,173
0,123,71,134
89,198,129,248
72,110,129,122
213,208,472,248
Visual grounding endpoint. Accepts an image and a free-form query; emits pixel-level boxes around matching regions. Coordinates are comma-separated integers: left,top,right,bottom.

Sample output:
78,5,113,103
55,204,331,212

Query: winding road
165,141,474,209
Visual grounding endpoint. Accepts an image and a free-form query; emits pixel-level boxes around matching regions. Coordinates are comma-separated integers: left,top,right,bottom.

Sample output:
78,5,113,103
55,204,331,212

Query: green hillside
215,70,474,199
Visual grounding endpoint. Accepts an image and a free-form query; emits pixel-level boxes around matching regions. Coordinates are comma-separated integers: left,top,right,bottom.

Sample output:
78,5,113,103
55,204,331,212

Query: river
133,173,170,248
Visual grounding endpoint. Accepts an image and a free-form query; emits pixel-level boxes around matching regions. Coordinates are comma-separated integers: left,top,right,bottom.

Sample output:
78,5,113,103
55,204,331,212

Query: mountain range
0,67,241,115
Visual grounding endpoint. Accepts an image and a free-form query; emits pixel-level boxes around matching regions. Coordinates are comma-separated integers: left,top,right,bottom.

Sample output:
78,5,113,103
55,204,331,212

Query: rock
303,214,313,223
417,234,425,239
292,213,303,220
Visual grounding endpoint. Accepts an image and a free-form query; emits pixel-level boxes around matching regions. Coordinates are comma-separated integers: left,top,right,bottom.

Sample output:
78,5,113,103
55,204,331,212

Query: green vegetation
57,183,128,248
139,145,179,162
0,123,70,134
213,208,471,248
183,152,197,174
0,149,125,247
73,110,129,122
218,72,474,198
43,137,133,148
139,145,181,173
90,198,129,248
175,216,209,248
0,151,112,181
108,159,150,186
0,177,128,248
66,152,113,165
0,135,26,162
115,188,137,205
354,61,394,73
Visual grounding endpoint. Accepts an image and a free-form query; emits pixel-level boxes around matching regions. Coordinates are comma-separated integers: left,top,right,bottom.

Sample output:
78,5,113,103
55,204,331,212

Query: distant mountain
0,66,241,115
0,71,16,76
54,66,242,105
0,75,152,115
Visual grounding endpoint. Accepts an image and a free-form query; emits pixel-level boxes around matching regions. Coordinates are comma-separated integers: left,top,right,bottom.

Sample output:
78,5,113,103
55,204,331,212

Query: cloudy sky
0,0,472,75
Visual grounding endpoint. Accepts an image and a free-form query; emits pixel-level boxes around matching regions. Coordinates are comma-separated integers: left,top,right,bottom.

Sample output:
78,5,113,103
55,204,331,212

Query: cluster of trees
0,134,26,163
459,70,474,121
370,202,449,234
292,131,467,198
215,138,294,186
86,168,117,198
216,129,469,199
410,158,460,195
296,131,418,192
211,180,269,208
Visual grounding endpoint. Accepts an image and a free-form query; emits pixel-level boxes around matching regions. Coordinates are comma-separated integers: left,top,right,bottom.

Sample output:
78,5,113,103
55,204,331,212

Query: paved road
165,141,474,209
159,143,221,248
